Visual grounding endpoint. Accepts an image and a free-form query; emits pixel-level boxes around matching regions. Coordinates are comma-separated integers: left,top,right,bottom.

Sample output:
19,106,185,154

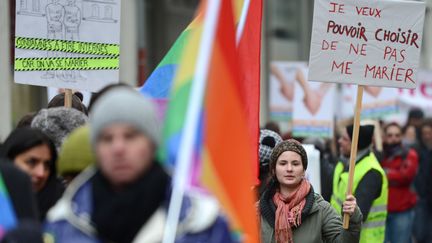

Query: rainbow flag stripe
0,171,17,238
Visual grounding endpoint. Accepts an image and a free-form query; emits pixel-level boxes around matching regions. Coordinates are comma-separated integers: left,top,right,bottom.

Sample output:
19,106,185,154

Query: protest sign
269,62,307,121
384,70,432,124
292,68,336,138
309,0,425,89
398,70,432,113
340,84,398,120
303,144,321,195
309,0,425,228
14,0,121,92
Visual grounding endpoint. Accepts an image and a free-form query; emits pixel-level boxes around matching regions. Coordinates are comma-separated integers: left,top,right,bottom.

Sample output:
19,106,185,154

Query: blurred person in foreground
413,118,432,243
57,125,95,185
259,139,361,243
44,86,234,243
331,124,388,243
0,161,42,243
0,128,63,222
380,122,418,243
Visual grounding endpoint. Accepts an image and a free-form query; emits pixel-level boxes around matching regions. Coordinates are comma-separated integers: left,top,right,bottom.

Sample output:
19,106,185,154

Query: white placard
309,0,425,89
14,0,121,92
303,144,321,195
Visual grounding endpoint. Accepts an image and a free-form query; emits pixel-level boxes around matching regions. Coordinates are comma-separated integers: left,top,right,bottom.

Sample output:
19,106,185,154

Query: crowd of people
258,108,431,243
0,82,430,243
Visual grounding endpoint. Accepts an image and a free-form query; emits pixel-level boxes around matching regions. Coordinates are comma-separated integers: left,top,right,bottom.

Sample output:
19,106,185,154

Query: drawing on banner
43,0,65,80
292,67,335,138
18,0,45,17
82,0,118,23
15,0,121,92
63,0,84,81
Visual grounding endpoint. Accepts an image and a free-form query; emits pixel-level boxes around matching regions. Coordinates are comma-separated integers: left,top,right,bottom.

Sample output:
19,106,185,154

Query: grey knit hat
270,139,308,170
89,87,160,146
31,107,88,149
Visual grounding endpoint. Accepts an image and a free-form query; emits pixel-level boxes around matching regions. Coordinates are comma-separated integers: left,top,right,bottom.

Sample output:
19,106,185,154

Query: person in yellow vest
331,124,388,243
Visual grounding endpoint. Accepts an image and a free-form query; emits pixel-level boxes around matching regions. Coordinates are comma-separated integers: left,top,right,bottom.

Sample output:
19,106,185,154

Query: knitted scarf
272,179,311,243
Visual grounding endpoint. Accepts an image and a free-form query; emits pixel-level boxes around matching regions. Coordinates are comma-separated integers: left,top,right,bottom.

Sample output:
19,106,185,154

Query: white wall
422,0,432,69
0,0,12,141
120,0,138,86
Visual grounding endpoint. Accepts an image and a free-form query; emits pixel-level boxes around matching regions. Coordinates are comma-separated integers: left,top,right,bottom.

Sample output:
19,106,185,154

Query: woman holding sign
259,139,362,243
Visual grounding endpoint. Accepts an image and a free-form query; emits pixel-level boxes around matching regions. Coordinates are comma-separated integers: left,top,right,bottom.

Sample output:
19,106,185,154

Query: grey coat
260,187,362,243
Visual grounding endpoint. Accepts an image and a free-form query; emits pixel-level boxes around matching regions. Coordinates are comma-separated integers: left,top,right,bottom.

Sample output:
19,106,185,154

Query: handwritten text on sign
308,0,425,89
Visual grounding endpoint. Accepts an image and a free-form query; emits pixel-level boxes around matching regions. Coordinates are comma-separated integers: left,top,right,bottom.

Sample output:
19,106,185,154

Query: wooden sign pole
64,89,73,108
343,85,364,229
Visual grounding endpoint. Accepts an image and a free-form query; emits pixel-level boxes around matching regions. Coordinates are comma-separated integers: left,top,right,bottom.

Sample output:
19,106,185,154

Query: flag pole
162,0,221,242
343,85,364,229
236,0,250,45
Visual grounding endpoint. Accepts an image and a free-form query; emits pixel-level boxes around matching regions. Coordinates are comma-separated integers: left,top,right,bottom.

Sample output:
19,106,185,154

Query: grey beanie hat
31,107,88,149
89,87,160,146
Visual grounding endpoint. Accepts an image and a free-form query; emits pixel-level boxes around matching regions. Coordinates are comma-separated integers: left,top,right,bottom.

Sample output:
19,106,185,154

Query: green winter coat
260,185,362,243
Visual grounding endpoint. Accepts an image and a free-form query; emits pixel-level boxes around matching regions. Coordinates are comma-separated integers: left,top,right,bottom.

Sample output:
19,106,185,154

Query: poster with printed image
340,84,398,120
269,61,307,122
14,0,121,92
292,68,336,138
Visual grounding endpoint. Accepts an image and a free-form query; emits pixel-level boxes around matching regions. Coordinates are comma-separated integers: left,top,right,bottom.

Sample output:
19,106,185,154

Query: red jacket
381,147,418,212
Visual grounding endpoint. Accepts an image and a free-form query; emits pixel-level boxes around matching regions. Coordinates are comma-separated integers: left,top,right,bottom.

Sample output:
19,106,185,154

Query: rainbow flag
163,0,259,241
0,172,17,239
140,0,261,181
237,0,262,181
139,11,205,120
139,0,246,101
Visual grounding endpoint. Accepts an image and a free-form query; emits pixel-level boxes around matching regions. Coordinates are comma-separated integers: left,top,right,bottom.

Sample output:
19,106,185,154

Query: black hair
47,93,88,115
16,112,36,128
421,118,432,130
384,122,402,134
1,128,64,221
0,128,58,179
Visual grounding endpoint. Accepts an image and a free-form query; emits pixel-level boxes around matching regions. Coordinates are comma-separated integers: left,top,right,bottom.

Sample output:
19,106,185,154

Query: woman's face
14,144,52,192
274,151,305,189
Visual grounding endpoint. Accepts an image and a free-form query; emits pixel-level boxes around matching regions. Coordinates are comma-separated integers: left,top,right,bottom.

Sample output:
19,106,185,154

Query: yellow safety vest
331,152,388,243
